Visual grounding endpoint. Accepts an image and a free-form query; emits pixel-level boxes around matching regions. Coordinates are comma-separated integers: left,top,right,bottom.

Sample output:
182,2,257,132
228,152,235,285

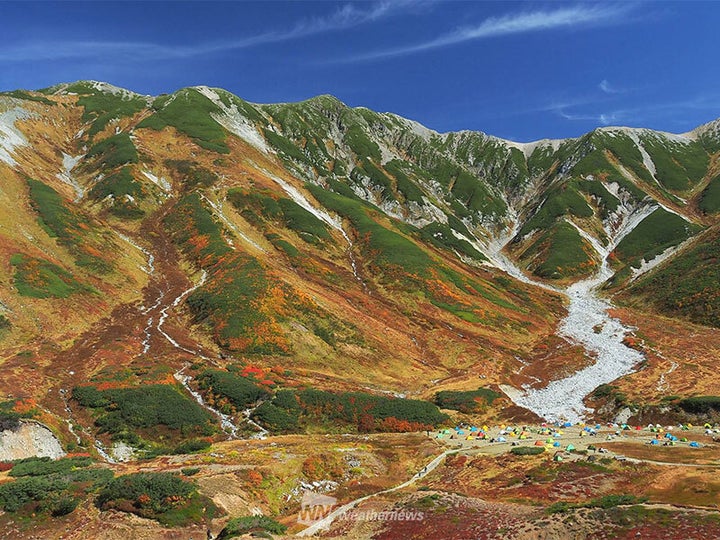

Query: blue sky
0,1,718,141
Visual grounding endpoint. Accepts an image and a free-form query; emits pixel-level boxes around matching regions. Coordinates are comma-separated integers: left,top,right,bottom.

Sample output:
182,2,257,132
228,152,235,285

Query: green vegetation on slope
419,222,486,262
59,81,147,137
86,132,139,168
434,387,501,413
138,89,229,153
570,146,647,201
72,384,215,442
307,184,434,277
640,136,709,192
613,208,701,267
197,369,270,412
522,221,597,279
0,90,55,106
165,193,289,354
165,159,219,188
97,472,216,526
699,175,720,214
27,179,111,273
88,166,146,219
0,457,112,517
227,187,332,245
164,192,232,266
520,182,594,235
623,227,720,328
252,387,448,434
10,253,90,298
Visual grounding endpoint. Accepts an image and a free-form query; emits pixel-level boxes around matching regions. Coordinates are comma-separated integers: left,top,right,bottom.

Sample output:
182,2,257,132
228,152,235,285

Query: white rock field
496,206,651,423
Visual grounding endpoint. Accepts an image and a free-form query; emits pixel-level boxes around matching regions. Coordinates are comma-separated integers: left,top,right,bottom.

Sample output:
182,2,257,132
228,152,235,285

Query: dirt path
296,447,462,537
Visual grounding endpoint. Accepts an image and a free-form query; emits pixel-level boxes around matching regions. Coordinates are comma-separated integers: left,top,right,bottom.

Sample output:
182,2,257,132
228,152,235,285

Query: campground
432,422,720,466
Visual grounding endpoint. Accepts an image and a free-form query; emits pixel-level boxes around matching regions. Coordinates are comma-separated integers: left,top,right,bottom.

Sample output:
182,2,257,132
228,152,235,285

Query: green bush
251,401,299,433
198,370,270,410
434,387,501,413
181,467,200,476
510,446,545,456
0,410,21,431
72,384,214,438
96,472,204,524
0,455,108,516
172,439,212,455
218,515,287,539
678,396,720,414
48,495,80,517
86,132,139,168
10,456,92,477
254,387,447,433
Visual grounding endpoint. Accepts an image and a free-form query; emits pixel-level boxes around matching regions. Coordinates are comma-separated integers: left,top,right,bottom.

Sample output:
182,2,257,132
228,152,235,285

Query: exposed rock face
0,421,65,461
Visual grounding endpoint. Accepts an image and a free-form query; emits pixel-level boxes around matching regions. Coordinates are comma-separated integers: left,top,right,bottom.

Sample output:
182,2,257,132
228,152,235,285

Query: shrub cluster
71,384,214,440
252,387,447,434
434,387,501,413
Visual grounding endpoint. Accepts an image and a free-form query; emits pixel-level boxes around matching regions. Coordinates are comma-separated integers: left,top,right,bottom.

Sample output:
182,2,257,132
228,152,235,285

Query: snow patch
624,130,658,184
142,170,172,193
629,237,694,282
0,106,30,166
194,86,270,154
55,153,85,201
199,192,265,252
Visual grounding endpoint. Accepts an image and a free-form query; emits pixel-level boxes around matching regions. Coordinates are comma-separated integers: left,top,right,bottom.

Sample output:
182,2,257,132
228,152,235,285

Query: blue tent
563,422,572,428
650,439,659,445
689,441,700,448
553,441,561,447
470,427,478,432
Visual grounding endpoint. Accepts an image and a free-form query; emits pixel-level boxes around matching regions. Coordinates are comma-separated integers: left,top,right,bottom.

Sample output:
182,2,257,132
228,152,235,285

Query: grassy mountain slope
0,81,719,459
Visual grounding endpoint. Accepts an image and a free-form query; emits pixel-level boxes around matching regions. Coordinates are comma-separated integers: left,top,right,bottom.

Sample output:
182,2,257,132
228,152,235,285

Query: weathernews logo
297,491,425,525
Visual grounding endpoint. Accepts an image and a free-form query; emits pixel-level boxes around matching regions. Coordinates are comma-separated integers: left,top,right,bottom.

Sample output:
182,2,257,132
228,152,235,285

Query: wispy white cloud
0,1,420,63
339,4,635,62
552,93,720,127
599,79,630,94
599,79,617,94
557,109,621,125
